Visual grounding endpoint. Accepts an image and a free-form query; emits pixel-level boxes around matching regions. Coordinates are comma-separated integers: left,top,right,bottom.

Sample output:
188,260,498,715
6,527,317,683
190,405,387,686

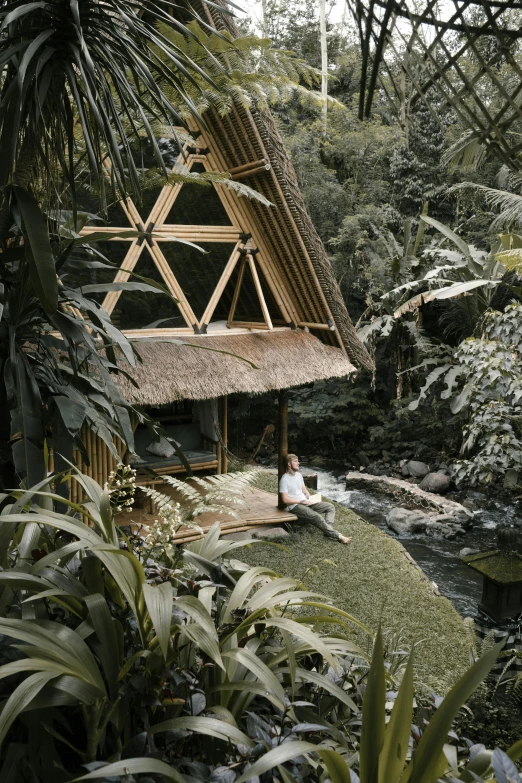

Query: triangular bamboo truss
348,0,522,169
80,138,286,334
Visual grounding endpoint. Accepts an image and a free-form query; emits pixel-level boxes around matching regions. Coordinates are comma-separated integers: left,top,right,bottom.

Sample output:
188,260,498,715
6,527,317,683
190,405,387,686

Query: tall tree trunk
319,0,328,133
261,0,268,37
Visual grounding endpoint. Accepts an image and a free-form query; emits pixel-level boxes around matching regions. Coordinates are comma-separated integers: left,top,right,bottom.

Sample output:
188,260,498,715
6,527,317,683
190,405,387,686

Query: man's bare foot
338,535,352,545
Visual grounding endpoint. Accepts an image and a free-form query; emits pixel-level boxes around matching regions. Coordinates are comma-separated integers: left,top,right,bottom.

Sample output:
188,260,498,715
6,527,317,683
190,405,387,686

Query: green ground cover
241,473,473,691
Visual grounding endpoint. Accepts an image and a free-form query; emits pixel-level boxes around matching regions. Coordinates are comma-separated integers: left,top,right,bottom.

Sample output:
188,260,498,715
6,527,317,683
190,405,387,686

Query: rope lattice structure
348,0,522,168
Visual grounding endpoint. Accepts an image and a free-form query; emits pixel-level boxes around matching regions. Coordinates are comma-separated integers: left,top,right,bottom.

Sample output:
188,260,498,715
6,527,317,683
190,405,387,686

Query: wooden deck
120,487,297,544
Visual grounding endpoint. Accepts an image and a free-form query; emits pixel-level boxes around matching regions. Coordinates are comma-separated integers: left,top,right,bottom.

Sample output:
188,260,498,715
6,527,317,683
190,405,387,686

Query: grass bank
240,473,473,691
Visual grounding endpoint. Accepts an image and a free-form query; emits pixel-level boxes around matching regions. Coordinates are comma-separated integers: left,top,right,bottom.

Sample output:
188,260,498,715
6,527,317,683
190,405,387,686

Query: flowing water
314,469,521,617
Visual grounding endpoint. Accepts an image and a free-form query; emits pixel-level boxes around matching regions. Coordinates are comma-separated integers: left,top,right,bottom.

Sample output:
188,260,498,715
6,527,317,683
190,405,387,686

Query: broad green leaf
318,748,353,783
420,215,471,259
293,668,358,711
179,622,224,670
379,652,414,783
222,566,278,623
0,618,106,696
360,627,386,783
234,741,318,783
149,716,255,748
0,671,58,745
84,594,120,697
262,617,339,671
406,640,505,783
211,681,289,712
13,186,58,314
223,648,285,706
143,582,173,661
174,595,218,640
73,758,186,782
429,279,499,301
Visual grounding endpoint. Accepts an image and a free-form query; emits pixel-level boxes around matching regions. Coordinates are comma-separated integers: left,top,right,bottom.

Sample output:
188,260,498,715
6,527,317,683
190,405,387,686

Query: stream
314,469,521,617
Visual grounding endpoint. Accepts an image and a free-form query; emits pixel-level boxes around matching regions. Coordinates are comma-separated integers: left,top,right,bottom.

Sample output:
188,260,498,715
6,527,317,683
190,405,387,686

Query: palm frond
442,131,487,171
449,183,522,230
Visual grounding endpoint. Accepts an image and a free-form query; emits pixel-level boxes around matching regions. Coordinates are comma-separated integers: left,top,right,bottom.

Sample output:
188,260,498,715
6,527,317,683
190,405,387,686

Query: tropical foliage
0,468,519,781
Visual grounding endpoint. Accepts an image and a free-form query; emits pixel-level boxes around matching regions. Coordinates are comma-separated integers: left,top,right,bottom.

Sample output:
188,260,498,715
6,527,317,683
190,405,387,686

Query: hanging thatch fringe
116,330,355,406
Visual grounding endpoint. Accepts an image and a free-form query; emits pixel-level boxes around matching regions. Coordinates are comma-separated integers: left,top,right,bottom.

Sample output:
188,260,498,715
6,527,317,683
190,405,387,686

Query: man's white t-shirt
279,471,307,510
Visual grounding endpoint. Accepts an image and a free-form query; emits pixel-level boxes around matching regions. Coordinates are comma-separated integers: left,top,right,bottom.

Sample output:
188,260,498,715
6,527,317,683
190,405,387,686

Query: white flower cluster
146,501,183,549
107,465,137,513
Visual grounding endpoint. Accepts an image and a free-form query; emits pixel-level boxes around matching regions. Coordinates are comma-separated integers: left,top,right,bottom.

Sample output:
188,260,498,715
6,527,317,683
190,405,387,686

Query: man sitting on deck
279,454,352,544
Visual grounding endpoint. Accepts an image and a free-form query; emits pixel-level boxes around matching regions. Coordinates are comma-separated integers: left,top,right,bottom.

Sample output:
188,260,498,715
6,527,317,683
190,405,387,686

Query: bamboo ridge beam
298,321,334,330
227,158,269,175
231,164,271,181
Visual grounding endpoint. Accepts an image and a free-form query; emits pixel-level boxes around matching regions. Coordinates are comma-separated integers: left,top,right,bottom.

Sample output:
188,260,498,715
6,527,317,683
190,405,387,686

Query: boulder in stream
405,460,430,478
419,472,452,494
386,508,427,535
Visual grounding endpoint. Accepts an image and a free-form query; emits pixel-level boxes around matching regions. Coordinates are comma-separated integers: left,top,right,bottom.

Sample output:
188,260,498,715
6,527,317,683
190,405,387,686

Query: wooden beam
199,242,242,329
227,158,268,175
297,321,333,330
101,240,142,315
191,115,298,327
155,225,240,239
227,256,246,326
278,389,288,511
231,164,271,180
247,253,273,330
222,395,228,474
228,321,270,330
146,241,199,329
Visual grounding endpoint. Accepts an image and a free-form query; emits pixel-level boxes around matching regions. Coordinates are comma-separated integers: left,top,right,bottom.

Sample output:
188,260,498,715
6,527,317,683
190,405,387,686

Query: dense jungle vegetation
2,0,522,780
233,1,522,490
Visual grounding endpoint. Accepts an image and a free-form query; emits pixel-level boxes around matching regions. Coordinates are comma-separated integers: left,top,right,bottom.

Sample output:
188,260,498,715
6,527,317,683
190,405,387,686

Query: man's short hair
285,453,298,469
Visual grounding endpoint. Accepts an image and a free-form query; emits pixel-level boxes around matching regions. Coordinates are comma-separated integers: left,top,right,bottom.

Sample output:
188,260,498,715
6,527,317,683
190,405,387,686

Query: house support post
221,395,228,474
278,389,288,510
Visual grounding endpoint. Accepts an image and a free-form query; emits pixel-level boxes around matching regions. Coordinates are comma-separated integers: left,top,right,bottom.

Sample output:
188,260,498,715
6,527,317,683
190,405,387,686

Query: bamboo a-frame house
70,16,372,502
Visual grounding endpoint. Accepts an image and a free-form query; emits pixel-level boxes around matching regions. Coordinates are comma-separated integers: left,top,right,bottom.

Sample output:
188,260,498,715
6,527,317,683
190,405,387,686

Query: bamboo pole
92,431,99,485
231,164,271,180
227,257,246,326
229,321,270,330
247,254,273,330
245,110,343,349
102,240,143,315
146,241,199,329
222,395,228,474
196,116,298,326
214,111,319,325
277,390,288,510
227,158,267,175
101,439,108,488
297,322,332,330
197,135,292,324
199,242,241,329
155,225,240,235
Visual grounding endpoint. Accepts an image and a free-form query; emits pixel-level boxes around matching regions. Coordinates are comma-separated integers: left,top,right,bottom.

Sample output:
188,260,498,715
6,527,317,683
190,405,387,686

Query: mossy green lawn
239,474,473,691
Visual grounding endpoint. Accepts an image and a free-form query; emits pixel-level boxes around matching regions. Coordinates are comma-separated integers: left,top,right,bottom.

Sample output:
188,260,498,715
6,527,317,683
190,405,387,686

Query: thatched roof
195,3,373,374
118,330,355,404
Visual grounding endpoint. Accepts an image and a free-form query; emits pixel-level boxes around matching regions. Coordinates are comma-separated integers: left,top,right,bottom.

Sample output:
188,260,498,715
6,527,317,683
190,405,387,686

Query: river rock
405,460,430,478
425,516,467,539
418,472,452,494
386,508,427,535
345,472,474,527
460,547,480,557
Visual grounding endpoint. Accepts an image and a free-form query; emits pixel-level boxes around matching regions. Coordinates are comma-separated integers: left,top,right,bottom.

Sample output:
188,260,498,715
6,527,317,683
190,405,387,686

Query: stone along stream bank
315,469,520,617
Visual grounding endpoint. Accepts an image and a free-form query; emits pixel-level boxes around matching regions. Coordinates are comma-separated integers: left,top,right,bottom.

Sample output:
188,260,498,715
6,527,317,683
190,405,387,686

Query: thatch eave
117,329,355,405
